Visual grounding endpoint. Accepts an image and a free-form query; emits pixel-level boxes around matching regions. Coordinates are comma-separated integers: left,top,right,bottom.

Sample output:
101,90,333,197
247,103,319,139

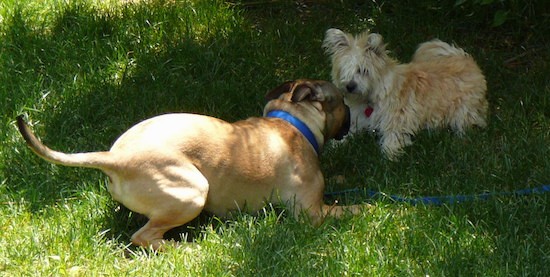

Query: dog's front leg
379,131,412,160
319,203,367,223
294,197,369,226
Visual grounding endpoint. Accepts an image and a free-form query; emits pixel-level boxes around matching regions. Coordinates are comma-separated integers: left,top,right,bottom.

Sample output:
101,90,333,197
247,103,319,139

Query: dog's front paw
380,132,411,160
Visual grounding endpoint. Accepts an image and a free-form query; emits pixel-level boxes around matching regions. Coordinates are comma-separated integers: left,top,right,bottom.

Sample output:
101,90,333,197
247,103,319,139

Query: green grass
1,0,549,275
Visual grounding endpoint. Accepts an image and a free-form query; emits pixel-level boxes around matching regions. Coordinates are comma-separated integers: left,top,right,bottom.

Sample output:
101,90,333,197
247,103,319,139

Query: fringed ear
366,33,386,56
265,81,293,101
322,28,350,55
290,82,325,103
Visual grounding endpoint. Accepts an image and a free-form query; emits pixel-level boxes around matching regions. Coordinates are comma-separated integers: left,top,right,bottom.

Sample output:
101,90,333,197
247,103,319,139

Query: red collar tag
364,107,374,118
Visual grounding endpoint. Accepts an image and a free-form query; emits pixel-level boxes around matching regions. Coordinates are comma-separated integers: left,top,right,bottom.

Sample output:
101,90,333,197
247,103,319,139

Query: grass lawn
1,0,549,275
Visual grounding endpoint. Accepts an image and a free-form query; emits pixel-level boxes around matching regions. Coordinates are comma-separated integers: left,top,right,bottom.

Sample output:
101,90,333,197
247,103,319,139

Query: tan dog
17,79,363,250
323,29,488,159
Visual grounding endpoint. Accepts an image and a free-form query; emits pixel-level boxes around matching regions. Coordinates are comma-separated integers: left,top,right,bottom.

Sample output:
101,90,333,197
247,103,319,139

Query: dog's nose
346,82,357,93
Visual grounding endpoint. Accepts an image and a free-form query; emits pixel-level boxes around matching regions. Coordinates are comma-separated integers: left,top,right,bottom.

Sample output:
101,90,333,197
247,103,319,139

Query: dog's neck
266,110,320,155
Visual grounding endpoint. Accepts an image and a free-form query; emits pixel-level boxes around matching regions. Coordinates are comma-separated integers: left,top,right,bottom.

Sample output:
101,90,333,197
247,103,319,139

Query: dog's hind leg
131,219,184,250
127,165,209,251
449,101,488,136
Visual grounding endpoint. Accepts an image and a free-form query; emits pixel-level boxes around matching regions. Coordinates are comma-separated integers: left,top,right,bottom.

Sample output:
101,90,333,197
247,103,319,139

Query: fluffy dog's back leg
449,95,489,135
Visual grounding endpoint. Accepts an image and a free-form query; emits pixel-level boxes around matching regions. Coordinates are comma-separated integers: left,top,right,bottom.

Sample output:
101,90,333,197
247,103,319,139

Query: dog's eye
357,68,368,76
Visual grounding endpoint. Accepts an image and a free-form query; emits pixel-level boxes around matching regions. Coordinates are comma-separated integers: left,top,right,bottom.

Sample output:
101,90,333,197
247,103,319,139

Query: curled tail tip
16,115,33,144
15,116,50,159
16,114,26,129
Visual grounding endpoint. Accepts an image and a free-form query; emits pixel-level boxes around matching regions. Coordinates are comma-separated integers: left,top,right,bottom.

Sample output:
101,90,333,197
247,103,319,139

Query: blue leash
324,184,550,205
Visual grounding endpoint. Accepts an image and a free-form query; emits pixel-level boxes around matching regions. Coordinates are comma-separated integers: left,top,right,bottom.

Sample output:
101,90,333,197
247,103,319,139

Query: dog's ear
322,28,349,55
367,33,383,48
290,82,325,103
366,33,385,55
265,81,293,101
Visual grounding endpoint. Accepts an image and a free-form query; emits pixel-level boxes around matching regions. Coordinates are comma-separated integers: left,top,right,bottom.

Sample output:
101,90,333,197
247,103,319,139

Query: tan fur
323,29,488,159
17,79,366,250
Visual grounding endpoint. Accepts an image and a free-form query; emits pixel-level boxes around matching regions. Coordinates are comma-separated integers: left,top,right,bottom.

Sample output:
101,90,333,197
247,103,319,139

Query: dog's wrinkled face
323,28,391,101
265,79,350,141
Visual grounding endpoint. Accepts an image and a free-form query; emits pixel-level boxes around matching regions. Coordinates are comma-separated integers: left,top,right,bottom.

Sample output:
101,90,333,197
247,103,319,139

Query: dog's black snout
345,81,357,93
335,105,351,141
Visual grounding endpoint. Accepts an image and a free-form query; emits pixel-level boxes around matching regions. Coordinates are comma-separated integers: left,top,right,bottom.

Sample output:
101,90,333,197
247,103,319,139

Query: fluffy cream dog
323,28,488,159
17,79,365,250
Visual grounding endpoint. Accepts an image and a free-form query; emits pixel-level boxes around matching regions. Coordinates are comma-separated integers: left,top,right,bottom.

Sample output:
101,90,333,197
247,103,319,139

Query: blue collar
266,110,320,154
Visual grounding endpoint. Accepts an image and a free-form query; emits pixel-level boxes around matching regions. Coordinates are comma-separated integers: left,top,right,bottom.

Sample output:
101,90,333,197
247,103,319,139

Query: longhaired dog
323,28,488,159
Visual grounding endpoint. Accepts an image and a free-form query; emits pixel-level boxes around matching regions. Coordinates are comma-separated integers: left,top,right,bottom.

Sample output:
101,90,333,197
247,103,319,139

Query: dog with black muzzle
17,79,365,251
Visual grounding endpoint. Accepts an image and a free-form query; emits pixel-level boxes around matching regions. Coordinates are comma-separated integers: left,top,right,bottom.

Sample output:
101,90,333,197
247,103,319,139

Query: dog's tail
412,39,468,62
16,116,115,170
